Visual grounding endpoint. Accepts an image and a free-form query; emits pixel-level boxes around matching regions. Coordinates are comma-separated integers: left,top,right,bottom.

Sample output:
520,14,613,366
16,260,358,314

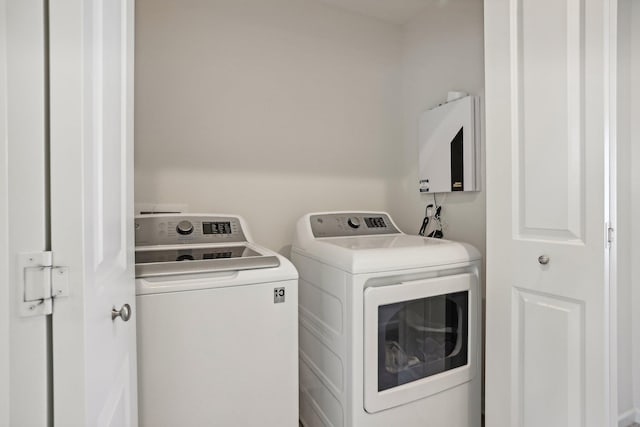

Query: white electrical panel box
418,95,480,193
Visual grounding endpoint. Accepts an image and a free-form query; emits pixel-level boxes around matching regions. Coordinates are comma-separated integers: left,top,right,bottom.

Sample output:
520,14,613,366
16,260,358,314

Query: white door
49,0,137,425
484,0,611,426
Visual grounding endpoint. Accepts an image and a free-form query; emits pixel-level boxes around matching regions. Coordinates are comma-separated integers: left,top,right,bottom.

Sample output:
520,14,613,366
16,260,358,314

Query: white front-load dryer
134,214,299,427
292,211,481,427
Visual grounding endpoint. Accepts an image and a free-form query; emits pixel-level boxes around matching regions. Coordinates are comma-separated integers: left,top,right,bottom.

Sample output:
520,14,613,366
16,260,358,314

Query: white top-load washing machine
134,214,298,427
292,211,481,427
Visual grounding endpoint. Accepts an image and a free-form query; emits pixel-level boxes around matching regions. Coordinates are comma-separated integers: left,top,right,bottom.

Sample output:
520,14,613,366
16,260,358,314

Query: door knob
112,303,132,321
538,255,550,265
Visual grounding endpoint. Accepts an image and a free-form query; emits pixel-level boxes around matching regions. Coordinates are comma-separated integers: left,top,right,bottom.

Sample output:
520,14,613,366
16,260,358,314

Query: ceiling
313,0,446,24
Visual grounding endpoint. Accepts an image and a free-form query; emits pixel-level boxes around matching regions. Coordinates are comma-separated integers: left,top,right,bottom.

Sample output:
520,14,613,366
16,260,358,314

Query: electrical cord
418,204,432,236
418,194,444,238
418,218,429,236
427,205,443,238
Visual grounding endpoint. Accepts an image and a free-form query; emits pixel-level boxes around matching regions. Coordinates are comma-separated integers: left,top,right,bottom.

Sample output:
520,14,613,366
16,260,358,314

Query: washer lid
135,244,280,278
293,234,480,274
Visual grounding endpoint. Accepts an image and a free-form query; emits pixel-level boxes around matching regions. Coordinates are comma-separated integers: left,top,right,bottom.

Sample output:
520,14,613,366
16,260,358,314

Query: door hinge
607,224,614,246
18,252,69,317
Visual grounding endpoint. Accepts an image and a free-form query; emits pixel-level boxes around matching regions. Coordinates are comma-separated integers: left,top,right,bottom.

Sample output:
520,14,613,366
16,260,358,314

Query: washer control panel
310,213,400,238
135,215,247,246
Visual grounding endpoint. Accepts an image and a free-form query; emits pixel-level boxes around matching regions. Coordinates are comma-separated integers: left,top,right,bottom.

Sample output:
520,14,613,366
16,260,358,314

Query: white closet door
49,0,137,425
484,0,611,426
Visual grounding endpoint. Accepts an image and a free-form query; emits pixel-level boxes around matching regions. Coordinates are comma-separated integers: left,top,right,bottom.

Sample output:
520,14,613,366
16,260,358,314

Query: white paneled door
49,0,137,426
485,0,612,426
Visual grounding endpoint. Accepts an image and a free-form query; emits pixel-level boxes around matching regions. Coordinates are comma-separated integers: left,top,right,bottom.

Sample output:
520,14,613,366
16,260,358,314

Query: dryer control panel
310,212,400,238
135,214,247,246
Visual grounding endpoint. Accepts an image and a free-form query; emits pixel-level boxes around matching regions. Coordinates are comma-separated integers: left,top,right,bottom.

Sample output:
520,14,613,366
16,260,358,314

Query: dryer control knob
176,220,194,235
347,217,361,229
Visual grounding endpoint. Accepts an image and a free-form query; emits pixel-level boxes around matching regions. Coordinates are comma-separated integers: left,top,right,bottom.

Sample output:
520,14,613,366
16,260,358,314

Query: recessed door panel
514,289,583,427
92,0,126,272
515,0,585,241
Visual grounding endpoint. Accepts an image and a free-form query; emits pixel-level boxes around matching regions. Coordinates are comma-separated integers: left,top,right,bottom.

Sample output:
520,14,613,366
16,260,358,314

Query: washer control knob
538,255,550,265
347,217,361,229
176,220,194,235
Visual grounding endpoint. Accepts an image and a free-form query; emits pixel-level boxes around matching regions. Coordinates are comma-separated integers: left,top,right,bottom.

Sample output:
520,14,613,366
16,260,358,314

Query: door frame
608,0,640,425
0,0,50,425
0,0,9,419
607,1,618,425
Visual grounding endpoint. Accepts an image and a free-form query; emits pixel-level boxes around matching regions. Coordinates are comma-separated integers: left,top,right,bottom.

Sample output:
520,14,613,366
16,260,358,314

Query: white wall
135,0,486,258
390,0,485,258
135,0,403,253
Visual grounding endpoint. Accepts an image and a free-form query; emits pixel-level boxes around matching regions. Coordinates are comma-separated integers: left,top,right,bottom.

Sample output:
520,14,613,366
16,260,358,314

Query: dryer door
363,273,478,413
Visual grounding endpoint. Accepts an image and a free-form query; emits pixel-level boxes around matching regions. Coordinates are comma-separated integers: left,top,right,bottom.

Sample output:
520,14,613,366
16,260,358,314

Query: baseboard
618,408,640,427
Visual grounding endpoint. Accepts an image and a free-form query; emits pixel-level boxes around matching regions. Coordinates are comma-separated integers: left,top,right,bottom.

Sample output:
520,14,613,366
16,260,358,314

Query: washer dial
176,220,194,235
